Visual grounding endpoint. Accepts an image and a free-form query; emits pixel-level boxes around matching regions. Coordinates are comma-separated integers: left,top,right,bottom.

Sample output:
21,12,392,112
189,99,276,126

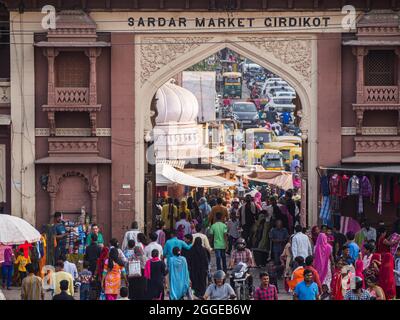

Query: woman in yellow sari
179,200,192,221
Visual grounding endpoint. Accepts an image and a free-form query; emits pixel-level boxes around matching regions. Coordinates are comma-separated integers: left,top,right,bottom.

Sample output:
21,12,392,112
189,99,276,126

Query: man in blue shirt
54,212,68,262
345,231,360,265
293,269,319,300
163,230,192,263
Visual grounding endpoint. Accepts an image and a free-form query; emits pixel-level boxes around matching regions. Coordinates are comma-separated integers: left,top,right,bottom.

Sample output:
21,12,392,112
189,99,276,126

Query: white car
274,91,296,100
268,95,295,112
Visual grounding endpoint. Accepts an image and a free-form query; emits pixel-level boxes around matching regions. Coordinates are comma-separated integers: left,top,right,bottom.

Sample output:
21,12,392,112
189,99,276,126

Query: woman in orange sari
101,248,128,300
287,256,305,291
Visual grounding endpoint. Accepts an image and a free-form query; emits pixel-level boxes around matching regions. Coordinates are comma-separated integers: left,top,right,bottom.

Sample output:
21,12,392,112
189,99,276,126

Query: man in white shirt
192,224,212,253
361,221,377,242
175,212,191,236
62,256,78,280
121,221,141,251
144,232,163,260
291,225,312,259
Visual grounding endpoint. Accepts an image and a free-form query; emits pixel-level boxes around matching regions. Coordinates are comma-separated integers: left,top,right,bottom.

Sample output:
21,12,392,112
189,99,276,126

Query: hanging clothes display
320,196,331,226
377,183,383,215
347,175,360,195
339,175,350,198
360,176,372,197
370,175,376,204
320,175,330,196
383,176,391,203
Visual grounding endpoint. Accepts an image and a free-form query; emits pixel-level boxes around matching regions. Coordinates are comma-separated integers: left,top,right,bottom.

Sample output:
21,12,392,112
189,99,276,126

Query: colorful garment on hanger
370,175,376,204
320,196,331,225
339,175,350,198
330,195,340,213
340,216,361,235
17,242,33,258
382,176,391,203
360,176,372,197
377,183,383,215
347,176,360,195
320,175,330,196
329,174,341,196
358,194,363,216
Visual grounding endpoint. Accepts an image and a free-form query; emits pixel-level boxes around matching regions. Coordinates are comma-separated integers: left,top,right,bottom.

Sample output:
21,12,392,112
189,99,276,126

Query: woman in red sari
330,259,345,300
377,228,391,254
378,253,396,300
355,253,365,288
96,246,109,280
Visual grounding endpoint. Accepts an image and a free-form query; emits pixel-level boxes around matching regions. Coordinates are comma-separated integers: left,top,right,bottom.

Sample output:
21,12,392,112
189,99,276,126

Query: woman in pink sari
355,253,365,288
314,232,333,285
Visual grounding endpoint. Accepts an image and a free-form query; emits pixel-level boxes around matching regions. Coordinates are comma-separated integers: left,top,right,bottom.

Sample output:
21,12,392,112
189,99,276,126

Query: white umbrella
0,214,41,245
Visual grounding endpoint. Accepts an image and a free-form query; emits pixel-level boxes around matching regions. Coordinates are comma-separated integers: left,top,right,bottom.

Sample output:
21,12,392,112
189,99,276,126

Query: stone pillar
395,49,400,134
10,28,36,224
49,193,56,222
90,192,98,223
45,48,58,105
86,48,101,106
353,47,368,104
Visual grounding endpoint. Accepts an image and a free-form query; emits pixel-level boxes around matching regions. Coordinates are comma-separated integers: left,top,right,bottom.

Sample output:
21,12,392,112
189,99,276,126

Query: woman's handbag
128,259,142,277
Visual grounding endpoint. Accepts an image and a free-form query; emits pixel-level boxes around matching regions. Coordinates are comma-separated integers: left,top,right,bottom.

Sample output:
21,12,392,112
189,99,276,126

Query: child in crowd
14,249,31,284
118,287,129,300
226,213,240,254
320,284,331,300
78,261,93,300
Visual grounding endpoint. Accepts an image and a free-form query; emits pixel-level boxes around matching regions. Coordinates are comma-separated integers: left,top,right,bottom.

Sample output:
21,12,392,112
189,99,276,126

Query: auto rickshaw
245,128,275,150
222,72,242,98
263,142,302,170
246,149,285,171
273,135,302,147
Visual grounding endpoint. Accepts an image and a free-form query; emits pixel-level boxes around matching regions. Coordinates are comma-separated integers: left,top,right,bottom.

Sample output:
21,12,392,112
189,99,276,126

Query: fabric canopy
245,170,294,191
156,163,221,187
0,214,41,245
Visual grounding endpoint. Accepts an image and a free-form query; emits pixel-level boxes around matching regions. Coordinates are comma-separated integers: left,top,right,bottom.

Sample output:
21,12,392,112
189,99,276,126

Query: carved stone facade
238,37,312,87
140,36,213,85
48,138,99,155
354,136,400,154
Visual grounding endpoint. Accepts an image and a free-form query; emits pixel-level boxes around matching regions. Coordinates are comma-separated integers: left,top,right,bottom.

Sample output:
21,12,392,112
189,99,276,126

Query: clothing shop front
318,165,400,232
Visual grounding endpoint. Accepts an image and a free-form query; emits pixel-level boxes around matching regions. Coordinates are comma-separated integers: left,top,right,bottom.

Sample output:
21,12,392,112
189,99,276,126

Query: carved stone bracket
355,109,364,135
48,112,56,136
90,112,97,136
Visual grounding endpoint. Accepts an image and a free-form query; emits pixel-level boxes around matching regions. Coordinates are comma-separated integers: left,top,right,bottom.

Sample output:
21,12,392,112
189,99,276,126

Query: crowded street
1,1,400,305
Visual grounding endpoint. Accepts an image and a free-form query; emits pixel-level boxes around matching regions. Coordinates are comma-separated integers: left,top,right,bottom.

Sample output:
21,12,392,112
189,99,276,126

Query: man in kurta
21,264,44,300
161,198,178,231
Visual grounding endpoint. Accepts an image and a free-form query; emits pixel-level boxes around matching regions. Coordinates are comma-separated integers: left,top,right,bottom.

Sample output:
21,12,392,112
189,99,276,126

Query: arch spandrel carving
140,36,214,86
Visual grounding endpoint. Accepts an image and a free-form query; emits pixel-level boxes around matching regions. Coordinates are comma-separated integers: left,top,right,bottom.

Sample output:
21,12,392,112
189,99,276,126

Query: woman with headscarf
355,253,365,288
198,197,211,226
179,200,192,222
144,249,167,300
314,232,333,286
96,246,109,280
280,234,293,292
101,247,128,300
168,247,190,300
330,259,346,300
378,252,396,300
127,245,147,300
254,192,262,211
376,228,391,254
363,253,381,280
186,238,209,298
311,226,320,247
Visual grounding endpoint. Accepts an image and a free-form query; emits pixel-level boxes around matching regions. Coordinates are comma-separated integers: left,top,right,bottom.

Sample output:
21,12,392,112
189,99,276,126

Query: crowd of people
2,191,400,301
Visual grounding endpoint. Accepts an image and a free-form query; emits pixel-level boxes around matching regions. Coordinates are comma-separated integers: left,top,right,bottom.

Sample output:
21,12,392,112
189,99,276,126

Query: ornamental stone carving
238,36,312,86
140,36,213,85
354,136,400,154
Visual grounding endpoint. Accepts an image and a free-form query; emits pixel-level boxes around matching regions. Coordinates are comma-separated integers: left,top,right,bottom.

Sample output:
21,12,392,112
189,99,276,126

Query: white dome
156,80,199,124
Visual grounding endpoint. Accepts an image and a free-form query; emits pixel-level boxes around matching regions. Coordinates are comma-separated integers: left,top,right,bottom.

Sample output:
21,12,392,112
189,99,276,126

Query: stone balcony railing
0,79,10,105
363,86,399,104
55,87,89,104
48,137,99,156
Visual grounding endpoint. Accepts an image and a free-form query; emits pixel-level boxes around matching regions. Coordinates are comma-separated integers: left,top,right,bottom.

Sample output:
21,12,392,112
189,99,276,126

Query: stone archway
135,33,318,228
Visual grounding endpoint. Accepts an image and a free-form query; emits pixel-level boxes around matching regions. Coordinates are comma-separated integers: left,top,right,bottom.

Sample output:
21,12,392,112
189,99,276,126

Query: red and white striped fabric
340,216,361,235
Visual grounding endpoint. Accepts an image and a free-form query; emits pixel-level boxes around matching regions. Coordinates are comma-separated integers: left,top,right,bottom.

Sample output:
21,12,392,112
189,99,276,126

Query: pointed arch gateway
134,33,318,228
